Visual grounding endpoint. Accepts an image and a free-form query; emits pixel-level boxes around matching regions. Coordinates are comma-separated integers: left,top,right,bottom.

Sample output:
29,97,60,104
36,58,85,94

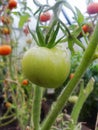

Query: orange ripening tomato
0,45,12,56
8,0,17,10
82,25,90,33
22,79,29,85
1,16,11,24
39,12,51,22
69,73,74,79
5,102,12,108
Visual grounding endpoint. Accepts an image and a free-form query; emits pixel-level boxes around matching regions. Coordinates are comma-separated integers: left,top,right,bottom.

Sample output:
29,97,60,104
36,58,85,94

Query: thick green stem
33,85,43,130
69,78,94,129
41,22,98,130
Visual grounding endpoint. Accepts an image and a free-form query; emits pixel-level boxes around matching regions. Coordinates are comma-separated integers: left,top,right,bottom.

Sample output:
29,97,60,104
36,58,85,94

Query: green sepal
47,22,60,48
36,22,45,46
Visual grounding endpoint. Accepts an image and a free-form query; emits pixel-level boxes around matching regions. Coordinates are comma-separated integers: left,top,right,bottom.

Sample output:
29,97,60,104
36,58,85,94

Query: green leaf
19,13,30,28
68,36,75,53
12,11,21,16
75,7,84,25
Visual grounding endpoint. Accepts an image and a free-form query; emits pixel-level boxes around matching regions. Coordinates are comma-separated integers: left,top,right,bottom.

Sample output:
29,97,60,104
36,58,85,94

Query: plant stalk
33,85,43,130
41,22,98,130
69,78,94,129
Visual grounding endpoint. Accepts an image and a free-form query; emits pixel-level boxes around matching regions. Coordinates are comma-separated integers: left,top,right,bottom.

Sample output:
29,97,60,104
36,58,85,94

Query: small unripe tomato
68,95,78,104
39,12,51,22
0,45,12,55
22,45,70,88
8,0,17,10
22,79,29,85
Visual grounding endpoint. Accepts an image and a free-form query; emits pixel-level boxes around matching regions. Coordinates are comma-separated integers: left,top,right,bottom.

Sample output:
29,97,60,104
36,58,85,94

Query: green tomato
68,95,78,104
22,45,70,88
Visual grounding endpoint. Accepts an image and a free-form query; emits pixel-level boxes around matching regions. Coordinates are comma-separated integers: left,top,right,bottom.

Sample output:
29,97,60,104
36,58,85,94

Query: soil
0,119,20,130
0,94,96,130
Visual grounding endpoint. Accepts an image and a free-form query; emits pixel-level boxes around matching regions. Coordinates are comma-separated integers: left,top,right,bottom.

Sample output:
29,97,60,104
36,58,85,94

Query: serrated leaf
19,13,30,28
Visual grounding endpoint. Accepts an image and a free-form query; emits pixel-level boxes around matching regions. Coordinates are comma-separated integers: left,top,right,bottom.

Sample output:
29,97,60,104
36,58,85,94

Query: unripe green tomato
68,95,78,104
22,45,71,88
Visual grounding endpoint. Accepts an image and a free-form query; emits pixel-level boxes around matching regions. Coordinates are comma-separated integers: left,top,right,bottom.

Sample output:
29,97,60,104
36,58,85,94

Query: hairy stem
33,85,43,130
41,22,98,130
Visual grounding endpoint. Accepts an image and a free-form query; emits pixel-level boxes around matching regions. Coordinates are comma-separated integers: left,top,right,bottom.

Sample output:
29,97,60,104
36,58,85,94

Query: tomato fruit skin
0,45,12,55
87,2,98,14
22,46,70,88
39,12,51,22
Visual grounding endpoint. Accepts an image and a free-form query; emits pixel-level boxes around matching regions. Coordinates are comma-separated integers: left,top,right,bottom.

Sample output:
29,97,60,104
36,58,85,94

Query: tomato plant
0,0,98,130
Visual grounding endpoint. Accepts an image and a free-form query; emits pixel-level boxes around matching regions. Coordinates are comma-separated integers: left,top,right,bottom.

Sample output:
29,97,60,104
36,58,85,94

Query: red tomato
87,2,98,14
0,45,12,55
39,12,51,22
82,25,89,33
8,0,17,10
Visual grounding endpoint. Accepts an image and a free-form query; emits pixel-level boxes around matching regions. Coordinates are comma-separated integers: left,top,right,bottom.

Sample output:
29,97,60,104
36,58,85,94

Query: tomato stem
32,85,43,130
41,22,98,130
